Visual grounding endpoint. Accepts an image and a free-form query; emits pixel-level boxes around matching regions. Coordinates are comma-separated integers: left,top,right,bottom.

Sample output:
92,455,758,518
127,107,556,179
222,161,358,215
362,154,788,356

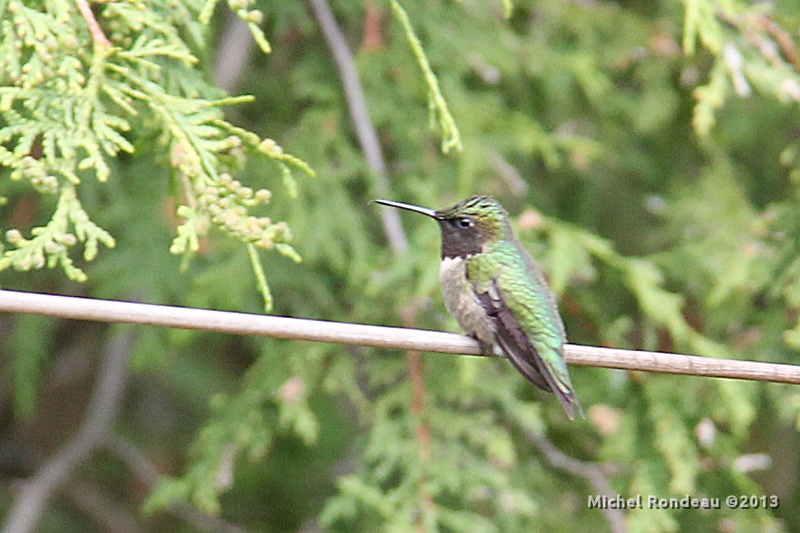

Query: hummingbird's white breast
439,256,496,345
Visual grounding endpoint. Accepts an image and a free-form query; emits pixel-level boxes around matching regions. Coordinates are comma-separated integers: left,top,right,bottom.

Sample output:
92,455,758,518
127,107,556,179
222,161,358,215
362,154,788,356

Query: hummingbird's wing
475,285,580,420
470,245,582,420
476,287,552,391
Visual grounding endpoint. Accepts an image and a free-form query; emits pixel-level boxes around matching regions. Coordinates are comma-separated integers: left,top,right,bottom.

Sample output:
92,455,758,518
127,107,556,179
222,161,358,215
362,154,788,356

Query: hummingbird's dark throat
438,220,483,259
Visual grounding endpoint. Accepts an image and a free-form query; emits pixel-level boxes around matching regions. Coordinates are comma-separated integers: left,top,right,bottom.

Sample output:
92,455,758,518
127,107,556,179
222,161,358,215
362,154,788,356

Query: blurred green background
2,1,800,531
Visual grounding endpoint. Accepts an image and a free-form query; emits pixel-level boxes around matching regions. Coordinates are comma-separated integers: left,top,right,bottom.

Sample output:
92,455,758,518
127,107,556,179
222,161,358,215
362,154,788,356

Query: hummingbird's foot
475,338,503,358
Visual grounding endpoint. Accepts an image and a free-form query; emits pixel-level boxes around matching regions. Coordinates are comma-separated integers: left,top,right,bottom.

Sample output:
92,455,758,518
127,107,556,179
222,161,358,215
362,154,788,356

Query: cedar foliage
2,1,800,532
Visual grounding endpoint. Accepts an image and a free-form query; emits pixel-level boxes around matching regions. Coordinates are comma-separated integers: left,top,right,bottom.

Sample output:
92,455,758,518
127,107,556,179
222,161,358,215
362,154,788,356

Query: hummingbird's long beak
374,199,439,219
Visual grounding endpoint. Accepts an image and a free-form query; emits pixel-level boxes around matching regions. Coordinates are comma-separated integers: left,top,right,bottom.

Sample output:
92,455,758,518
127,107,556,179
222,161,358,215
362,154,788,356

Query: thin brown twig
754,15,800,73
401,304,434,531
407,349,431,460
402,305,431,462
717,9,800,74
74,0,111,47
362,2,385,51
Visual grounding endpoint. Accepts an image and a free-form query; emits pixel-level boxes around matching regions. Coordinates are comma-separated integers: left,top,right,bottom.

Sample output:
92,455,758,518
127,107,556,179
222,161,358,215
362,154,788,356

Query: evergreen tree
2,1,800,531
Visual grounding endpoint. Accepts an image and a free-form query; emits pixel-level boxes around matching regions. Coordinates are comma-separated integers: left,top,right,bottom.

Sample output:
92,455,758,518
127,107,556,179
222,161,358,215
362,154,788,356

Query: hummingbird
375,196,582,419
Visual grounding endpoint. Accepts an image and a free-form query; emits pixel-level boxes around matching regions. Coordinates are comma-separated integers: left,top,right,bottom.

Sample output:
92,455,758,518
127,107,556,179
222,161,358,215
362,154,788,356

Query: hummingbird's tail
491,304,584,420
502,341,584,420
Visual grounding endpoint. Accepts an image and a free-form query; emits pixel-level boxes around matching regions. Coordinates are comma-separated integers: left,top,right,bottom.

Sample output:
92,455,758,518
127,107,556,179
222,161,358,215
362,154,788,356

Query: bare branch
0,290,799,384
2,326,135,533
106,437,250,533
63,479,145,533
213,14,255,92
307,0,408,253
524,431,626,533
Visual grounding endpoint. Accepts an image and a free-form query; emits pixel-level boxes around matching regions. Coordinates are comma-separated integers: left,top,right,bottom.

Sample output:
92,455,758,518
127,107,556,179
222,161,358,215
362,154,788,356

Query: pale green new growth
200,0,271,53
682,0,726,56
502,0,514,20
0,0,311,310
0,185,114,282
390,0,463,154
248,243,272,312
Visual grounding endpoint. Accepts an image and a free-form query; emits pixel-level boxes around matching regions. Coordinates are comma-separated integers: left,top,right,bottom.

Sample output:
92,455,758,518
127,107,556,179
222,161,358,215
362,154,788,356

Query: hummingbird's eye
456,217,474,229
